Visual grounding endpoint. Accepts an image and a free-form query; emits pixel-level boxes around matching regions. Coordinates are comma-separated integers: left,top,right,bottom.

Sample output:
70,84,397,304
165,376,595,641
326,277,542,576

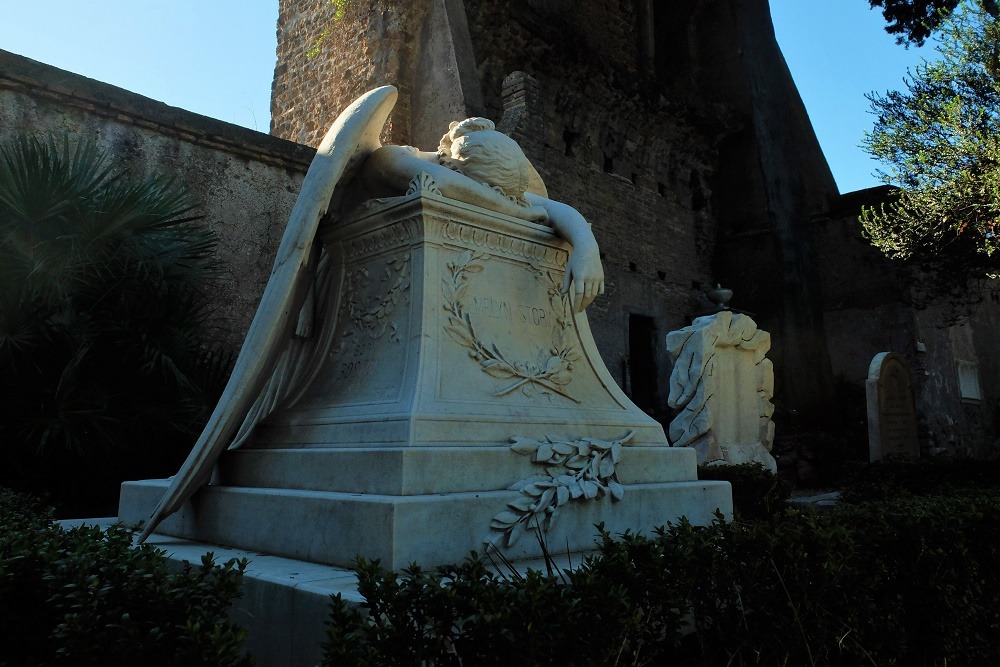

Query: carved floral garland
442,250,580,402
487,431,636,548
342,254,411,344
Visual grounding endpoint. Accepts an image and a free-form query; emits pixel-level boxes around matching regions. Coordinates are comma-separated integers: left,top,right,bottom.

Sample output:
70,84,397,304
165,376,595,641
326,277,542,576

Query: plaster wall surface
0,49,311,351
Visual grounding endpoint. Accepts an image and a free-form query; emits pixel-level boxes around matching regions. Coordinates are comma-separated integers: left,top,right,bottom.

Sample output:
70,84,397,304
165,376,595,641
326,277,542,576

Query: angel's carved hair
437,117,531,203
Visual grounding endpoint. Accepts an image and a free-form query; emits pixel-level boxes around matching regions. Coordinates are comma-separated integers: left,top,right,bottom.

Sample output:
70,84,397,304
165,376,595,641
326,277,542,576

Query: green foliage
323,554,652,665
840,455,1000,502
305,1,350,58
872,0,958,45
697,462,792,519
0,488,251,666
324,497,1000,665
862,2,1000,308
0,135,232,515
867,0,1000,45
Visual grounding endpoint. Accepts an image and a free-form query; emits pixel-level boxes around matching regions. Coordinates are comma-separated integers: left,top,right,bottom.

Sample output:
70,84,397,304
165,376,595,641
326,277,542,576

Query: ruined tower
270,0,840,422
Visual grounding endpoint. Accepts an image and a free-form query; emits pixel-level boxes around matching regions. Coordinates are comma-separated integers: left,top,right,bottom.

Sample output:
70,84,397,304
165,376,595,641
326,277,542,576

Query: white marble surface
120,475,731,570
119,194,735,568
666,311,777,471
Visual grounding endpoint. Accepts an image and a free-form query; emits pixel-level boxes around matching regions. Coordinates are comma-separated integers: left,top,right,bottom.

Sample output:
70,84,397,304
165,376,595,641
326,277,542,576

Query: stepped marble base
122,194,732,572
120,474,731,569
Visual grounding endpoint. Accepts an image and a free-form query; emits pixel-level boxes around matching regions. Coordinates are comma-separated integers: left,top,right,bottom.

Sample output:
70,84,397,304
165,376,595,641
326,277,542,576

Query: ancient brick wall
0,50,311,350
272,0,433,146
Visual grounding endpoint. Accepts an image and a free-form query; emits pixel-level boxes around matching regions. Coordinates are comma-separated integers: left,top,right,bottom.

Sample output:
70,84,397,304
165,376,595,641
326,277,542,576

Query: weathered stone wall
0,50,311,350
272,0,433,146
815,189,1000,456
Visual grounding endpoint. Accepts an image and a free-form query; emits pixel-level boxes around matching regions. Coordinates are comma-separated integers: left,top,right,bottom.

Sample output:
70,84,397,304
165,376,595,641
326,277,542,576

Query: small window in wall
628,314,659,411
956,360,983,401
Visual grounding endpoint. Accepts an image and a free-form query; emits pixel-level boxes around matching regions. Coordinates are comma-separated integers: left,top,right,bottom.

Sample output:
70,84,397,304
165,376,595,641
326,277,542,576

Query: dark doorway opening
628,314,659,411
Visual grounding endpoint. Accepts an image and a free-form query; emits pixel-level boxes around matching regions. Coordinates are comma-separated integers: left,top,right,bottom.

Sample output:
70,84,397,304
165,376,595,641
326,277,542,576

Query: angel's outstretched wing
138,86,398,542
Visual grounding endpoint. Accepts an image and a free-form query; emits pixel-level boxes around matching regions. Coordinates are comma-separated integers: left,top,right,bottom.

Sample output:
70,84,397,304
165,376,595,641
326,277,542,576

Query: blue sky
1,1,930,193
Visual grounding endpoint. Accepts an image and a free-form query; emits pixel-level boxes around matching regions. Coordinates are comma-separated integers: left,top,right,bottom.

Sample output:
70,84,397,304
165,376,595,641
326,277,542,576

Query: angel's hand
562,243,605,312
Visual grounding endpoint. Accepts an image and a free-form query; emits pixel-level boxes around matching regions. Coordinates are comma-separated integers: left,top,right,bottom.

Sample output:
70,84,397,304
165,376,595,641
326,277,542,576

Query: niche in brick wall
627,314,659,411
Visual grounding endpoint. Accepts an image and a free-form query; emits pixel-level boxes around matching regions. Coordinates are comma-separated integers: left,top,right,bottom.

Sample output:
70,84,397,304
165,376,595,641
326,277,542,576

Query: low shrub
697,462,792,519
0,489,252,666
323,556,649,666
839,456,1000,503
323,492,1000,666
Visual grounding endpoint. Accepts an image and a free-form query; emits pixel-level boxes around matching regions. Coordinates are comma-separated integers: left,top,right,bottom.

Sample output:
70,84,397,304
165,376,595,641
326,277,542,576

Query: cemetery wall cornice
0,49,313,172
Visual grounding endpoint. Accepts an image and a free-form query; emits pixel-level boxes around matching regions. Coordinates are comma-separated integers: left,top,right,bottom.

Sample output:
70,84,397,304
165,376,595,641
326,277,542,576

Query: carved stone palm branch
138,86,399,542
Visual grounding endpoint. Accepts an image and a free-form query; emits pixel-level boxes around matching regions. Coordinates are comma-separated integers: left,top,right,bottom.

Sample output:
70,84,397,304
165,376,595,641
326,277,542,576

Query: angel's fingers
598,280,605,295
573,281,585,312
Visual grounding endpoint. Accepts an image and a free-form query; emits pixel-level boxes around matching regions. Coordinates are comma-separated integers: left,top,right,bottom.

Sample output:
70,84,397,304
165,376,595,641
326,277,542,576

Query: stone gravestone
665,311,777,472
119,86,732,569
866,352,919,460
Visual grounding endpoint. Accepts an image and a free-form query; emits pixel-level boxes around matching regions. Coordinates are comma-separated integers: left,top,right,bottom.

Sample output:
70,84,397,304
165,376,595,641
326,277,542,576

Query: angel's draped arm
524,193,605,312
362,145,548,222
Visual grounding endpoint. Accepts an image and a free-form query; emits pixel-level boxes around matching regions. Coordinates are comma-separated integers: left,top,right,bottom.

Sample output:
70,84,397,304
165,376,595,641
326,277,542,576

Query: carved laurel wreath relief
487,431,635,548
442,250,580,402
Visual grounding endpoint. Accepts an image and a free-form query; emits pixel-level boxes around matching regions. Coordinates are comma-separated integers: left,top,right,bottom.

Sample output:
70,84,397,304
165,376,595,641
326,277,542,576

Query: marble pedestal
120,189,731,569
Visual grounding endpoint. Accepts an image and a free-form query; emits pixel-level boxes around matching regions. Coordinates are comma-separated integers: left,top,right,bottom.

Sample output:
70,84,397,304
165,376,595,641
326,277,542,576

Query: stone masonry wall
815,189,1000,456
272,0,433,146
0,50,311,351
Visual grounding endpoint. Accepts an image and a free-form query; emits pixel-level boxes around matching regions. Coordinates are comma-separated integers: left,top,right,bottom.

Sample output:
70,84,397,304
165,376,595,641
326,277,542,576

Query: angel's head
437,118,531,203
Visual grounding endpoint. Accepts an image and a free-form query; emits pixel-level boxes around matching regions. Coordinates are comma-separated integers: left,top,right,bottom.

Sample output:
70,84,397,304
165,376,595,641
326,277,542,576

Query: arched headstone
866,352,919,461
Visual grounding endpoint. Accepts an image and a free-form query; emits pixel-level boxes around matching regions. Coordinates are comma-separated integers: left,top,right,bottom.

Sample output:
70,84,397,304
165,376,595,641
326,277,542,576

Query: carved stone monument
866,352,919,460
119,86,731,569
665,311,776,472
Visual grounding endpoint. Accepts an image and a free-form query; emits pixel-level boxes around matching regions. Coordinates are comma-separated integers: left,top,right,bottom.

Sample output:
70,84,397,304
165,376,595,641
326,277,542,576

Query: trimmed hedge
840,456,1000,503
0,489,252,666
697,462,792,519
324,492,1000,666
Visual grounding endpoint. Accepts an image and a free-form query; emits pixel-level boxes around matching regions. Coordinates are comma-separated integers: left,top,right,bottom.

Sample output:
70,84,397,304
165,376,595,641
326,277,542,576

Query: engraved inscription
470,296,513,321
518,305,548,326
337,358,377,381
467,297,551,326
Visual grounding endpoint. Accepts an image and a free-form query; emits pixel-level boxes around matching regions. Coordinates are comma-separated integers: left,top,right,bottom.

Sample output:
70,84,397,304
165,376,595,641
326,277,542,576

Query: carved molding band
487,431,636,548
441,221,566,268
442,250,580,402
345,219,417,260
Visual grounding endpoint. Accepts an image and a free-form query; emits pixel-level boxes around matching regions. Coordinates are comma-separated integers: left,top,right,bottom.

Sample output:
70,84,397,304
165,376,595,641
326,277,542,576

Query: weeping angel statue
139,85,605,541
